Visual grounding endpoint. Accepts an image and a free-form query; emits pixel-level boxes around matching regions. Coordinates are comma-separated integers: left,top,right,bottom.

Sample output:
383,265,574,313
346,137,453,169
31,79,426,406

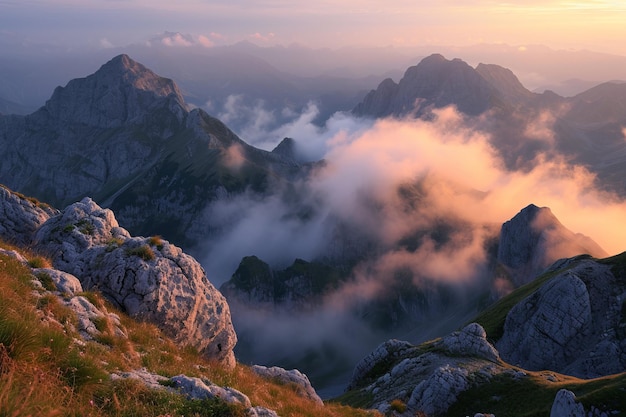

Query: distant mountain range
354,53,626,195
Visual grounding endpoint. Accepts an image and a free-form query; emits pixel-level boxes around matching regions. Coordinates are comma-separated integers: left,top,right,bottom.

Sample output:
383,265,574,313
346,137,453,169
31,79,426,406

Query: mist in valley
196,102,626,396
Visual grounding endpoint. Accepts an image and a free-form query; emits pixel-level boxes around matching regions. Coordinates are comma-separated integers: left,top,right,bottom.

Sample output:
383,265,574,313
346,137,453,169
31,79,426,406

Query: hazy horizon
2,0,626,56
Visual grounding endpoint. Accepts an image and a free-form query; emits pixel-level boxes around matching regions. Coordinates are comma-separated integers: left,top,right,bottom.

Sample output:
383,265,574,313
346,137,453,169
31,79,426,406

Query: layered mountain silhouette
353,54,626,194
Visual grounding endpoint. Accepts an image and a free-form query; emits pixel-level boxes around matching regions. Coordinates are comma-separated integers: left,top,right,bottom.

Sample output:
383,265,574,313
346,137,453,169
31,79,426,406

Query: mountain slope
339,253,626,416
0,194,376,417
353,54,514,118
0,54,306,247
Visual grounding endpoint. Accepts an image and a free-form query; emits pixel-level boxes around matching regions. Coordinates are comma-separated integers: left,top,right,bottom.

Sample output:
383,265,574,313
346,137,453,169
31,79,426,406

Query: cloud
161,32,193,47
202,105,626,290
200,103,626,395
99,37,114,48
197,35,214,47
249,32,276,42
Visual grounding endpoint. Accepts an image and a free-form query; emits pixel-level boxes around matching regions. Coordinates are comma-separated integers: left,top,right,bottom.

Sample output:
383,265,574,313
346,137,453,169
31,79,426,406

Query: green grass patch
125,245,156,261
330,388,376,409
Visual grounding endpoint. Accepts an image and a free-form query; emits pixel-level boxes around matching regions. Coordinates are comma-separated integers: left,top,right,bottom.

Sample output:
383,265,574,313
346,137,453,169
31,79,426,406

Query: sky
2,0,626,54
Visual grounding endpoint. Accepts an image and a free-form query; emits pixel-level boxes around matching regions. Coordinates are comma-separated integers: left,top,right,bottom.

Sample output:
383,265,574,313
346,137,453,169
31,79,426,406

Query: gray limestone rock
497,271,592,371
0,185,58,246
251,365,323,406
497,258,626,378
170,375,252,408
550,389,585,417
248,406,280,417
33,268,83,295
111,368,168,391
0,248,28,264
35,197,237,368
438,323,500,362
406,364,469,416
347,339,415,390
65,295,127,341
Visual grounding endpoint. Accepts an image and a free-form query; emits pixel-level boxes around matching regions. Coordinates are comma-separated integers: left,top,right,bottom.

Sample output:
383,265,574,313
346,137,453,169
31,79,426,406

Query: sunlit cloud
249,32,276,42
161,32,193,47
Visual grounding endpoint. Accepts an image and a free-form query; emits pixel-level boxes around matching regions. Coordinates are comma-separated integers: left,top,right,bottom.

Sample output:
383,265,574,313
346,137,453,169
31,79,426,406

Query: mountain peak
40,54,187,128
354,53,499,118
498,204,606,285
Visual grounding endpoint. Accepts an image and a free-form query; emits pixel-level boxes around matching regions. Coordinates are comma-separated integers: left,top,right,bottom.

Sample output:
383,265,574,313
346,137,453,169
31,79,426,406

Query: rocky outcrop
497,257,626,378
221,256,344,311
406,365,469,416
438,323,500,362
251,365,323,406
33,197,237,368
347,339,415,391
171,375,252,408
550,389,585,417
497,204,607,285
0,185,58,246
346,324,506,416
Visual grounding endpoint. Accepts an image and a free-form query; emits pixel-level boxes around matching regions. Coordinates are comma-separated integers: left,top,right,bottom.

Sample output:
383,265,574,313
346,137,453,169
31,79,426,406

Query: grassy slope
0,241,380,417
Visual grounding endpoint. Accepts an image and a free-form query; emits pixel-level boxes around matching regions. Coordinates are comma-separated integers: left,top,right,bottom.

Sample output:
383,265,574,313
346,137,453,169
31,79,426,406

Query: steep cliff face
496,255,626,378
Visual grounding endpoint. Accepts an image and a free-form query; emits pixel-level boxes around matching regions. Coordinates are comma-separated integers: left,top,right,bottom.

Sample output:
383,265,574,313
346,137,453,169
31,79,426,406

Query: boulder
65,295,127,341
438,323,499,362
170,375,251,408
406,364,469,416
496,257,626,378
0,185,58,245
251,365,323,405
33,268,83,295
35,197,237,368
111,368,168,391
550,389,585,417
248,406,280,417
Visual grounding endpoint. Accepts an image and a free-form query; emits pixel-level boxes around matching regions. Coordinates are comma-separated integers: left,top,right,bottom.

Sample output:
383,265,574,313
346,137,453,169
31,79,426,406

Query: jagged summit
0,54,307,244
40,54,187,128
271,137,296,158
354,53,502,118
497,203,607,285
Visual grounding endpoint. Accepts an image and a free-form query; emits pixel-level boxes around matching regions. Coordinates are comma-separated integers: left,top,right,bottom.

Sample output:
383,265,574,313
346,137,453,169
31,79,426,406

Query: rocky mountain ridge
0,54,307,248
340,253,626,416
